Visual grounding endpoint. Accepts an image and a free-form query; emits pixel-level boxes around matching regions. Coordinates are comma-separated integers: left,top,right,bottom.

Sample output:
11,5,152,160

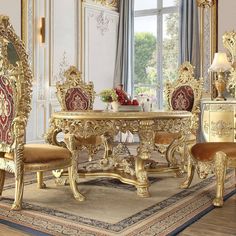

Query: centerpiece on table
113,84,142,111
99,88,118,111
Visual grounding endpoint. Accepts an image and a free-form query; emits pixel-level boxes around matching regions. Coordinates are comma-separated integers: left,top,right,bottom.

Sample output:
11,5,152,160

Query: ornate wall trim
197,0,218,97
83,0,119,11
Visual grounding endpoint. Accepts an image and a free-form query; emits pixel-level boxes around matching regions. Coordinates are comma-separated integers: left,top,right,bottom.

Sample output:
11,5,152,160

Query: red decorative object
115,84,129,105
65,87,90,111
0,75,14,144
171,85,194,112
132,99,139,106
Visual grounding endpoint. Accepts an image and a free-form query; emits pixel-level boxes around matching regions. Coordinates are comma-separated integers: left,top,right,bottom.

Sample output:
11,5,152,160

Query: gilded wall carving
94,0,119,9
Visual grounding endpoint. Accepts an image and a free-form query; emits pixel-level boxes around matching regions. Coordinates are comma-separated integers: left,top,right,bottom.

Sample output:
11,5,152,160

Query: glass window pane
162,12,179,84
134,16,158,98
134,0,157,11
163,0,179,7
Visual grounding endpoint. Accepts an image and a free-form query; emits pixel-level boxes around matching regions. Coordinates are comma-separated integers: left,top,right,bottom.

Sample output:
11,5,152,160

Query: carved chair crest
56,66,95,111
0,15,33,153
165,61,204,132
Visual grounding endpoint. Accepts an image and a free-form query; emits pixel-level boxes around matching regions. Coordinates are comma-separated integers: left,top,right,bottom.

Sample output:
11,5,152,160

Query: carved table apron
46,110,191,198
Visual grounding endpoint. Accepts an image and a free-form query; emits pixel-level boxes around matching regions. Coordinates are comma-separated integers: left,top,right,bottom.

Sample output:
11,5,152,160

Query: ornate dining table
46,110,191,199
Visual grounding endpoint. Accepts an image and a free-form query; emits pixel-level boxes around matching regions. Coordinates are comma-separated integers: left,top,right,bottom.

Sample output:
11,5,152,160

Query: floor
0,193,235,235
179,194,236,236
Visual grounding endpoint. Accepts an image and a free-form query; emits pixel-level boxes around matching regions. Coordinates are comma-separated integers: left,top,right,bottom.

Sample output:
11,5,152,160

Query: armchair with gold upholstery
0,16,84,210
154,62,204,172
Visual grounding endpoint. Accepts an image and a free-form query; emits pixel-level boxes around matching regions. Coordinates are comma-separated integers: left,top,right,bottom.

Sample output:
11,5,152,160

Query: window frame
131,0,179,108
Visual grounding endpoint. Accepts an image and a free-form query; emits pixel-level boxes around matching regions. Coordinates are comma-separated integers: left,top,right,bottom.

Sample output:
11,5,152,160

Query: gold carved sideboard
201,99,236,142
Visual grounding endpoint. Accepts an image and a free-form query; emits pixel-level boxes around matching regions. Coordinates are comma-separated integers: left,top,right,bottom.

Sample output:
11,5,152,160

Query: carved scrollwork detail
196,161,214,179
136,169,148,183
203,121,209,135
12,116,27,180
137,120,155,161
209,104,233,112
45,118,66,147
94,0,119,9
223,31,236,66
227,68,236,97
154,117,191,135
210,120,232,137
96,11,112,35
0,158,15,173
197,0,215,8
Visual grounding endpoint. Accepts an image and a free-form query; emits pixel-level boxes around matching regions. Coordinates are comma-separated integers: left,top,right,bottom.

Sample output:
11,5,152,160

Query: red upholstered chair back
0,16,33,152
56,66,95,111
171,85,194,112
0,75,14,145
165,62,204,133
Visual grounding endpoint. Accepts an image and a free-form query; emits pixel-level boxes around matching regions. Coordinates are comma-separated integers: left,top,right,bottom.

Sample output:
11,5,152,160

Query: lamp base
214,96,226,101
214,73,226,101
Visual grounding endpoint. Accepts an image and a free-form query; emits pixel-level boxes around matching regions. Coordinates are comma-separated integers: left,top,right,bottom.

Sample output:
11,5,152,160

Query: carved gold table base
46,111,191,198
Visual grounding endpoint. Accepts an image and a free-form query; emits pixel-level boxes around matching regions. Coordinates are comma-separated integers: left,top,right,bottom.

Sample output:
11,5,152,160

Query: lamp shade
209,52,232,72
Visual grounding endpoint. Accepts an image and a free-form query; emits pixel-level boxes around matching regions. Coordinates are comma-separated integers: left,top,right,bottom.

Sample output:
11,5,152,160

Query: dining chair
46,66,103,184
55,66,103,161
153,62,204,172
0,15,84,210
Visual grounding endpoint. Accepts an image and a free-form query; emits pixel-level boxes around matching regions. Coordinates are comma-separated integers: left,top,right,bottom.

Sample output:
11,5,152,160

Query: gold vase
214,72,226,101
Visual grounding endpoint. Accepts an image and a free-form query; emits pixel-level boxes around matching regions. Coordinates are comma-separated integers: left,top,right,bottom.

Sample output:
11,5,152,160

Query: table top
51,110,192,120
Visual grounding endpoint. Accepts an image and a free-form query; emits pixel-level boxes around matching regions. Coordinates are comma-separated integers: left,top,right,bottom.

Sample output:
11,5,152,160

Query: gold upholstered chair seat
155,132,196,145
191,143,236,161
4,144,71,163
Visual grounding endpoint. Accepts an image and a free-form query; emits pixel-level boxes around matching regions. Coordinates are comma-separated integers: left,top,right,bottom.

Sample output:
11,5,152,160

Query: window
132,0,179,108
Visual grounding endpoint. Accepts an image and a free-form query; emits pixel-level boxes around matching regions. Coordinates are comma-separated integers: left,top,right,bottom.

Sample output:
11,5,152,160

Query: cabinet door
202,103,235,142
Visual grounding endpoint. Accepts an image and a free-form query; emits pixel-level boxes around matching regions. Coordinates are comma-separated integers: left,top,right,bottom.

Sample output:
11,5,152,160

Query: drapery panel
179,0,200,78
113,0,133,92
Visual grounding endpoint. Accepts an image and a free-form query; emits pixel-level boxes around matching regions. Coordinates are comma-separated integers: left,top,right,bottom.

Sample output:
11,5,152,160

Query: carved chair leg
180,157,195,189
213,151,228,207
37,171,46,189
0,169,6,197
11,171,24,211
68,166,85,201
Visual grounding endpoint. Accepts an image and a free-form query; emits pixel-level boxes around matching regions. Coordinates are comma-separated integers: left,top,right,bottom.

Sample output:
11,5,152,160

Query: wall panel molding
83,3,119,109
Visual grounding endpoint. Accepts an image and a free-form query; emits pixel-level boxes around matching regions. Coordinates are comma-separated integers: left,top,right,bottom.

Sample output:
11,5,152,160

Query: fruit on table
132,99,139,105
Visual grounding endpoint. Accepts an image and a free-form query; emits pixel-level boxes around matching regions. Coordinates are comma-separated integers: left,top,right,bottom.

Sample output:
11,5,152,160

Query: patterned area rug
0,170,235,236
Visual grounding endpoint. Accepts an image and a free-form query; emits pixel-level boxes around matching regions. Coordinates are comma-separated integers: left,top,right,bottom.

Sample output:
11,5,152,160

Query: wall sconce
40,17,45,43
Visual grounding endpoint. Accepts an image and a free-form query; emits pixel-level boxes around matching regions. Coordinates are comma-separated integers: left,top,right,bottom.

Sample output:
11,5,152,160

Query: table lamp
209,52,232,100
